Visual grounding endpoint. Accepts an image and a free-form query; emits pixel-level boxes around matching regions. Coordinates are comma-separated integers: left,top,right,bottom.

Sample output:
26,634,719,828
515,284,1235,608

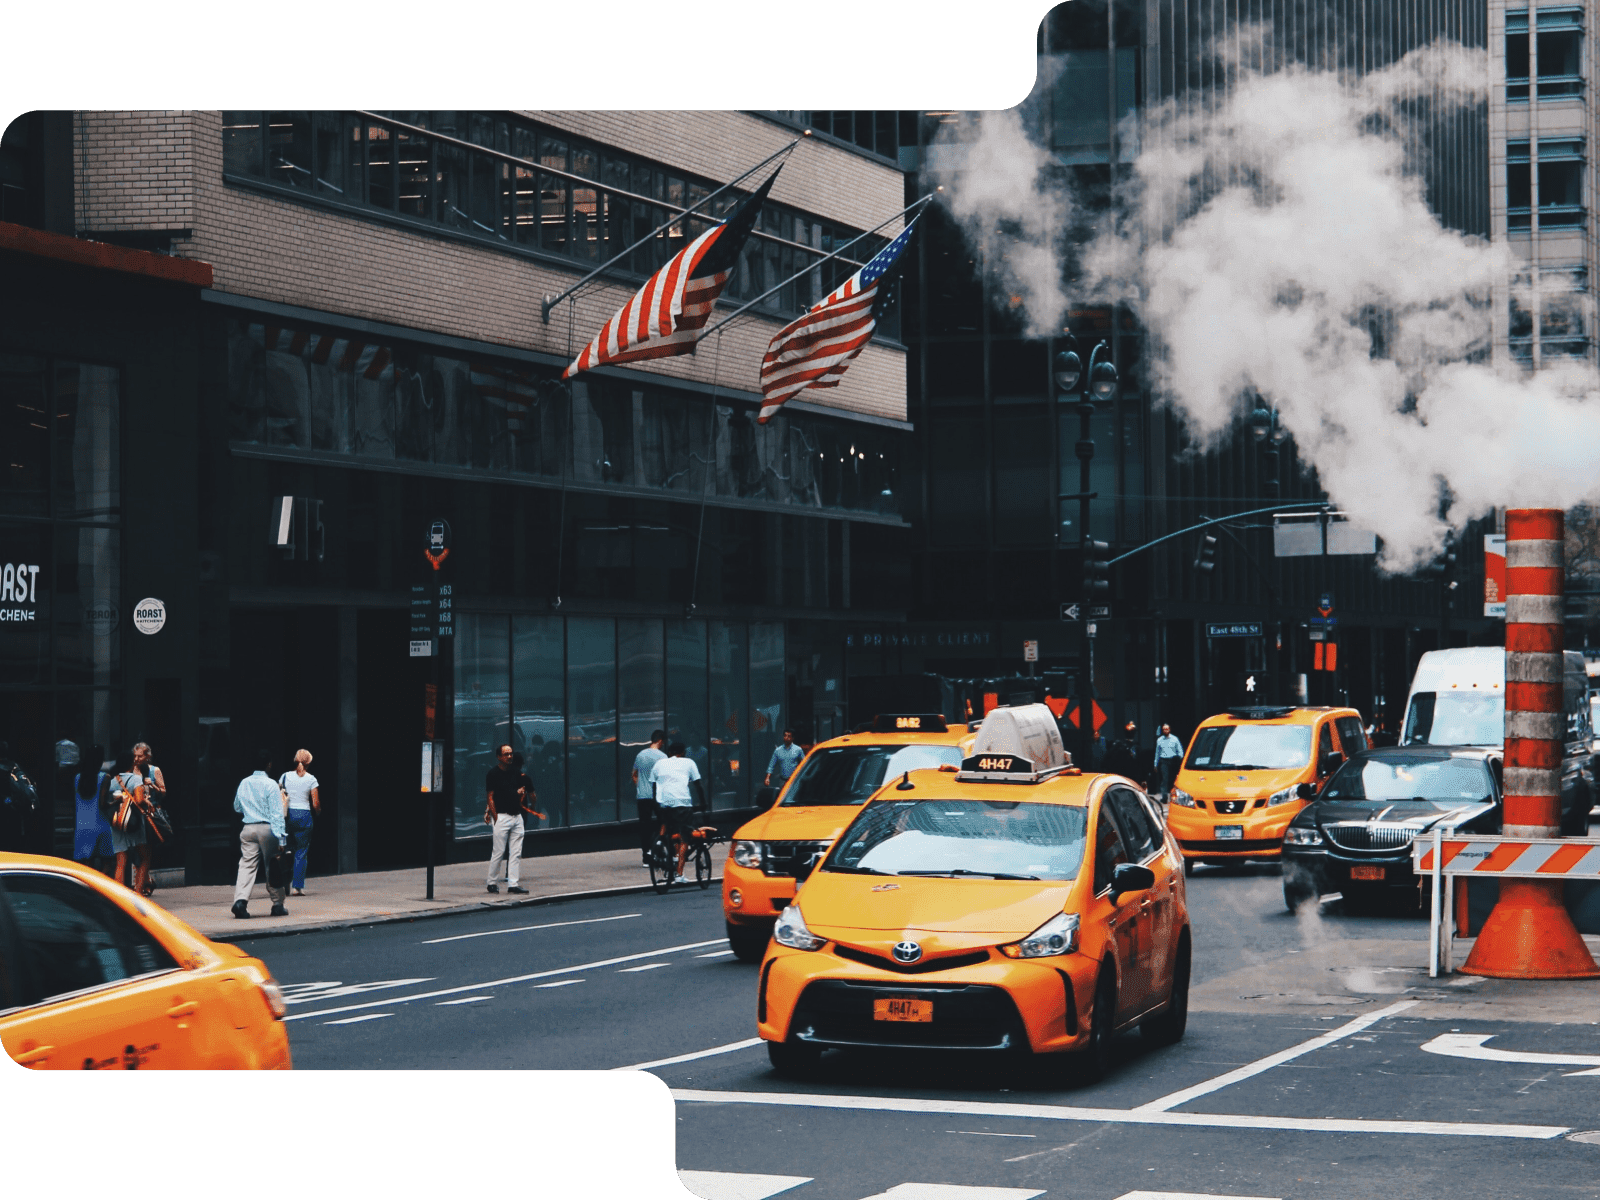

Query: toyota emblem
892,940,922,964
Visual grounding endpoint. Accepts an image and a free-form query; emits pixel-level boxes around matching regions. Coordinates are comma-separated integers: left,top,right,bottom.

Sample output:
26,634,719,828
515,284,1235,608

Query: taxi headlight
1168,787,1196,808
732,840,763,869
1000,911,1080,959
1266,786,1300,807
773,906,827,951
1284,826,1324,846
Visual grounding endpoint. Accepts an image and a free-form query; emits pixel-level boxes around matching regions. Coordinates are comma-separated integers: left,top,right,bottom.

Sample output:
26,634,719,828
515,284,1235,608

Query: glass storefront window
566,617,617,826
749,622,784,794
0,522,51,685
708,621,747,810
453,613,511,840
1,354,48,517
617,619,665,807
666,620,709,795
513,615,565,829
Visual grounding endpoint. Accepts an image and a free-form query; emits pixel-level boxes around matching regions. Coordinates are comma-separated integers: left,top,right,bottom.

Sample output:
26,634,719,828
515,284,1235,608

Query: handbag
110,775,146,839
265,832,294,889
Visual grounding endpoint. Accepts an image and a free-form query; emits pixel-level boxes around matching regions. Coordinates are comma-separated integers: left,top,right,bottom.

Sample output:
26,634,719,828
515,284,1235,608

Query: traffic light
1194,533,1218,573
1083,539,1110,597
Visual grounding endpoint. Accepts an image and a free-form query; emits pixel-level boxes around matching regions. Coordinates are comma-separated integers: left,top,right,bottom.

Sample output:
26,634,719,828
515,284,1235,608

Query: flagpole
541,136,807,324
698,193,937,341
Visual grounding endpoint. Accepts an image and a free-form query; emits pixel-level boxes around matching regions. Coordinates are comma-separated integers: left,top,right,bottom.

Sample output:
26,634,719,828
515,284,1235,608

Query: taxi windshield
1322,755,1494,806
1184,724,1312,772
823,798,1089,881
780,744,965,807
1402,691,1503,747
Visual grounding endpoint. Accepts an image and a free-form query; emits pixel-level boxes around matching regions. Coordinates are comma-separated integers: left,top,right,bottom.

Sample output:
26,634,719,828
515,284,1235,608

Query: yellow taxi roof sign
957,703,1074,782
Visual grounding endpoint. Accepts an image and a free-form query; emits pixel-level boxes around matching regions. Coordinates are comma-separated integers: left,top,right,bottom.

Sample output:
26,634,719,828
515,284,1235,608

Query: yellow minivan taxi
0,853,292,1070
757,704,1190,1080
722,714,977,961
1166,705,1368,869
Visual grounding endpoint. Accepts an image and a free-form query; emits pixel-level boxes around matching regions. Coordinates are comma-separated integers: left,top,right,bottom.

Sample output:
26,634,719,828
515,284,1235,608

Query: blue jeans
287,809,315,889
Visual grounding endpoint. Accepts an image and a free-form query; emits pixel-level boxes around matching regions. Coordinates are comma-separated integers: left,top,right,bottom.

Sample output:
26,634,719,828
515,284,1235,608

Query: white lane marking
670,1089,1566,1140
677,1170,812,1200
1114,1194,1281,1200
324,1013,394,1025
1136,999,1420,1112
532,979,585,989
698,949,737,958
1422,1033,1600,1074
946,1131,1037,1139
619,962,671,973
436,996,494,1005
615,1038,765,1072
422,913,641,944
856,1186,1044,1200
284,938,724,1021
280,978,433,1004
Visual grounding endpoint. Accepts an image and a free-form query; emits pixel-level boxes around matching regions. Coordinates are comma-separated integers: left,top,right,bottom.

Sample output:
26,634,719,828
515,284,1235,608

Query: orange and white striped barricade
1414,829,1600,976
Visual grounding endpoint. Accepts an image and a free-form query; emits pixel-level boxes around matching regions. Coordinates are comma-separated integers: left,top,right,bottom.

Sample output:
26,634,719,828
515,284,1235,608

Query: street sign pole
419,519,453,901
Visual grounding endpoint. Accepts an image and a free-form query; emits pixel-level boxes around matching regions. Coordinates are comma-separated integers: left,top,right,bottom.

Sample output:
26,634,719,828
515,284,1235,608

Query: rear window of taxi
781,744,965,806
824,798,1089,880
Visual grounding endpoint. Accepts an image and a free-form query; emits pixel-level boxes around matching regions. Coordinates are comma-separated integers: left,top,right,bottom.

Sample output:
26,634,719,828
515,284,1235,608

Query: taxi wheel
726,922,768,963
1141,934,1190,1047
1075,967,1117,1084
1283,872,1317,914
767,1038,823,1079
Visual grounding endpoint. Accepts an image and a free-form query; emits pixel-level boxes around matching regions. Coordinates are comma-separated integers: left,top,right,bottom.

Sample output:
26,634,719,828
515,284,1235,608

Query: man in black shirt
484,745,532,894
1099,720,1146,788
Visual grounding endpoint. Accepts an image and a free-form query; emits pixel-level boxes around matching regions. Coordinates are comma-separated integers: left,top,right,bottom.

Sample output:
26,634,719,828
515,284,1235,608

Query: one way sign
1060,603,1110,622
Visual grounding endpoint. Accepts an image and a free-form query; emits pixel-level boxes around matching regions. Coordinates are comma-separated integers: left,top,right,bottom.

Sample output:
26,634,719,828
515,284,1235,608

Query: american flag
562,169,780,379
757,217,919,423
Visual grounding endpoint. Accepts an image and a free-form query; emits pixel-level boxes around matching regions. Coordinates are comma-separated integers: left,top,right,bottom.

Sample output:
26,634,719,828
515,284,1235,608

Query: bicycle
647,818,722,894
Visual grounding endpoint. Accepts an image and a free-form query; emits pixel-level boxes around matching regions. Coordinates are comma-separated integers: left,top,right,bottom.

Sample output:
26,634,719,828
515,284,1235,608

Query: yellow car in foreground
756,705,1190,1080
0,853,291,1070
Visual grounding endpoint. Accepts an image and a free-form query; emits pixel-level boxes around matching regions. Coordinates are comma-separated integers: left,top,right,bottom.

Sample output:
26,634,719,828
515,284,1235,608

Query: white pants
487,813,525,887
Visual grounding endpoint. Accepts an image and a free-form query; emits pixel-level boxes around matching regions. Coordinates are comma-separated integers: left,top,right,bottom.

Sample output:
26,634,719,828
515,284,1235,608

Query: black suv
1281,746,1502,912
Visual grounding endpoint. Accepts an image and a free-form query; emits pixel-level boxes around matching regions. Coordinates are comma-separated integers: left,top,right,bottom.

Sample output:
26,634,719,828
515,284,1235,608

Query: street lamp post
1055,338,1118,770
1249,399,1289,701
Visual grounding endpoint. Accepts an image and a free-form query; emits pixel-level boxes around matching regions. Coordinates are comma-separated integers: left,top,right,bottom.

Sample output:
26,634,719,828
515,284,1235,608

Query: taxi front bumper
1166,800,1304,859
723,860,799,928
757,942,1100,1055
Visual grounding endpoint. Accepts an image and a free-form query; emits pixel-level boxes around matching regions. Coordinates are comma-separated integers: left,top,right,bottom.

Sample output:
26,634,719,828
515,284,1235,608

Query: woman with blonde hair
278,749,319,896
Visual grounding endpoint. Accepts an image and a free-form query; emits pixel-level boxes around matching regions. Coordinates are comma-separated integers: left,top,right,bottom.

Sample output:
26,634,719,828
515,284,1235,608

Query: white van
1401,646,1596,833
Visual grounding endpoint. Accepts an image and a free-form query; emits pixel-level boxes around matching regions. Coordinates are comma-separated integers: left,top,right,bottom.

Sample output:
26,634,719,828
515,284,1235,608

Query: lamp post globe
1249,400,1273,442
1089,359,1119,402
1054,350,1082,393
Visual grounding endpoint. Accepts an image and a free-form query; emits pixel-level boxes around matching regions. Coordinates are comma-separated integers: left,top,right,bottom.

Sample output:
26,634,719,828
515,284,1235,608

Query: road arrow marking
1421,1032,1600,1074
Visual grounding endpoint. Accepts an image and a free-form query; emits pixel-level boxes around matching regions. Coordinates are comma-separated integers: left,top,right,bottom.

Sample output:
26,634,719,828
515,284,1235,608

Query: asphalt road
241,866,1600,1200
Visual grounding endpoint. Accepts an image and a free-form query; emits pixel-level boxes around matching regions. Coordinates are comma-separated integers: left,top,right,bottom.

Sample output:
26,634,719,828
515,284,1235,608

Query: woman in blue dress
72,743,114,876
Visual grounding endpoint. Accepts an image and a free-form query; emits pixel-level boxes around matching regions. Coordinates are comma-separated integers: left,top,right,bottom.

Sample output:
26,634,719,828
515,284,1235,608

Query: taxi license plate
1350,865,1386,881
873,997,933,1023
1215,825,1243,840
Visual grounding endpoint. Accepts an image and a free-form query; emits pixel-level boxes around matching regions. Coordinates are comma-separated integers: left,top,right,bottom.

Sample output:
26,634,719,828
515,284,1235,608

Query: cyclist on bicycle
649,743,704,884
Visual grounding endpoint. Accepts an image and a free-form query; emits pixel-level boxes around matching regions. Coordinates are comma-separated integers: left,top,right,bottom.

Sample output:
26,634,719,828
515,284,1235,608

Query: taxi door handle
166,1000,199,1019
14,1044,54,1066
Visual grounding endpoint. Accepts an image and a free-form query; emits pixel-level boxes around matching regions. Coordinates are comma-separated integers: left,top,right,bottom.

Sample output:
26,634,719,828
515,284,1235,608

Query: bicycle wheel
694,842,712,889
647,840,673,895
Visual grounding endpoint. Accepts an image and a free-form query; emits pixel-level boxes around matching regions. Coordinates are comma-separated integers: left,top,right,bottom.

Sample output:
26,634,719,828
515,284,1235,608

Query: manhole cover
1568,1131,1600,1145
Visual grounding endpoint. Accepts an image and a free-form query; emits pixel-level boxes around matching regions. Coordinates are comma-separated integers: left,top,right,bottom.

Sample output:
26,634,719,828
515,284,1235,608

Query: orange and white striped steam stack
1461,509,1599,979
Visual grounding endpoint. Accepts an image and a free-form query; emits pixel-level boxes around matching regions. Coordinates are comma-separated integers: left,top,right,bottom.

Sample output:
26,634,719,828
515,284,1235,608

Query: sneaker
270,903,288,917
232,900,250,919
507,886,528,894
674,874,688,884
486,884,499,894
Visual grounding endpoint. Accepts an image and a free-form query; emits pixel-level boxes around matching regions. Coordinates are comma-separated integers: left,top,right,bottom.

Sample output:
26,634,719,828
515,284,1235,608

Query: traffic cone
1461,509,1598,980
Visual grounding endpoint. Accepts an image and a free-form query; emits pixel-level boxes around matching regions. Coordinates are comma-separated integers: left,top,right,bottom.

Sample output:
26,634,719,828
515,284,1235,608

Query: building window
1506,14,1585,101
1505,140,1586,229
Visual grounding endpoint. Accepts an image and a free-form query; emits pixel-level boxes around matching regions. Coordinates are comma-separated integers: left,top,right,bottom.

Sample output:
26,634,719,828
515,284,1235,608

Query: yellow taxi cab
722,714,978,962
756,704,1190,1080
1166,704,1368,871
0,852,292,1070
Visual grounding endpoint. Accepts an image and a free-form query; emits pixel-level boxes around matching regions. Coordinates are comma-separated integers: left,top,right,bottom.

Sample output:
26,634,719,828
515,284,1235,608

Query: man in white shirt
649,743,704,883
631,729,667,865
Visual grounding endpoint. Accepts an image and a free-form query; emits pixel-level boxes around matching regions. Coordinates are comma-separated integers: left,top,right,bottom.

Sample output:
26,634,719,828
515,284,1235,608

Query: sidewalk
156,844,728,942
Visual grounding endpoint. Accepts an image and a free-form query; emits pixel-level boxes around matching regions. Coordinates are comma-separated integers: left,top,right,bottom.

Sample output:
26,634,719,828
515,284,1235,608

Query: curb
205,874,724,943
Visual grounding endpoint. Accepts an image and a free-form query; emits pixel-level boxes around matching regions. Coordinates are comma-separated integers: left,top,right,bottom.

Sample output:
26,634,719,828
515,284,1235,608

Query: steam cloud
933,41,1600,570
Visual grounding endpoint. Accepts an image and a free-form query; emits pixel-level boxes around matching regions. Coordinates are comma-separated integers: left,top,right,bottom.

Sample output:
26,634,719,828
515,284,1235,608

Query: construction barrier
1415,829,1600,976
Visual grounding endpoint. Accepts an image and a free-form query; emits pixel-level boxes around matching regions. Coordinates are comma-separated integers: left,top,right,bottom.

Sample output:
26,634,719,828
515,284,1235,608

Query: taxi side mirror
1111,863,1155,898
1319,751,1343,776
1296,781,1319,801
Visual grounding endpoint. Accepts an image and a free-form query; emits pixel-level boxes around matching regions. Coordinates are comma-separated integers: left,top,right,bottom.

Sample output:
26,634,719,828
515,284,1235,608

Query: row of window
1506,23,1584,100
221,112,896,324
1506,140,1586,228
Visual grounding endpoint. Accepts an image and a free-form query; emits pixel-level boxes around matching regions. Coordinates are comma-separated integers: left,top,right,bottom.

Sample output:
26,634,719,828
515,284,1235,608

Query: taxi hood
798,872,1076,935
739,803,861,843
1179,766,1305,797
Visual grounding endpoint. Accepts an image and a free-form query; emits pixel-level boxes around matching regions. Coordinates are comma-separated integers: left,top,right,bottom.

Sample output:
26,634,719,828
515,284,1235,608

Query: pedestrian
632,729,667,865
764,728,804,795
278,748,319,897
107,749,153,896
71,743,114,876
131,742,166,895
232,749,288,919
484,744,530,895
1152,723,1184,800
1099,720,1145,787
649,742,705,883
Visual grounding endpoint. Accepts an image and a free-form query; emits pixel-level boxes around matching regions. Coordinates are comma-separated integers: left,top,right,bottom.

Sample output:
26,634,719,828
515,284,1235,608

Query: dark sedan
1281,746,1500,913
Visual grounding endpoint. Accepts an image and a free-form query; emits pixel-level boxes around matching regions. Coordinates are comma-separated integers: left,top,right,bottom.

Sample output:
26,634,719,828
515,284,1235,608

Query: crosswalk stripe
677,1170,812,1200
857,1186,1044,1200
323,1013,393,1025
